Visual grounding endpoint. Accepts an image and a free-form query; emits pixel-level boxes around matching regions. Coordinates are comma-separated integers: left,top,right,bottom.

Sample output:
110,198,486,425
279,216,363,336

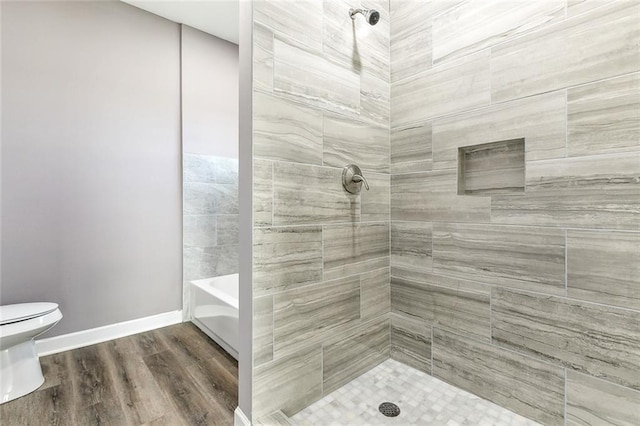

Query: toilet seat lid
0,303,59,325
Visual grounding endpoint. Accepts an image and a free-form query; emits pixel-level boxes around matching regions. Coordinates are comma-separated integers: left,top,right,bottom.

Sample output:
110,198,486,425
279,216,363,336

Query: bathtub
190,274,238,360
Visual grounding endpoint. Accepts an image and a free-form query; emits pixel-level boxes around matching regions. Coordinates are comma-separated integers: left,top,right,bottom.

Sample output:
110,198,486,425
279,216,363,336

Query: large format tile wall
250,0,392,419
389,1,640,425
183,154,239,282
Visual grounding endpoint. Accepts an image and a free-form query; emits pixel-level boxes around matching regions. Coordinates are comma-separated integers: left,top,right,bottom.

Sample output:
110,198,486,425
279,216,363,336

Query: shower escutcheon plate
342,164,370,194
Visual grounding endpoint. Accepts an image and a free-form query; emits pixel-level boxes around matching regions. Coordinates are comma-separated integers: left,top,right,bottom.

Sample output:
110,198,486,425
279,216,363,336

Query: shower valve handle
352,174,369,191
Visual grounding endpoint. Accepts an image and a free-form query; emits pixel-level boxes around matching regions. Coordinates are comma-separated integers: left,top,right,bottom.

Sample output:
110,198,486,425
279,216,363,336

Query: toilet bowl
0,303,62,404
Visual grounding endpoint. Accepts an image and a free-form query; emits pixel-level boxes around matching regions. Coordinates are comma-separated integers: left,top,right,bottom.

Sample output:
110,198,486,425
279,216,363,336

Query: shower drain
378,402,401,417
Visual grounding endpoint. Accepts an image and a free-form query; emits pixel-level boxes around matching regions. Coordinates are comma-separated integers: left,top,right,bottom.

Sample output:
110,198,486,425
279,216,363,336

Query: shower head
349,7,380,25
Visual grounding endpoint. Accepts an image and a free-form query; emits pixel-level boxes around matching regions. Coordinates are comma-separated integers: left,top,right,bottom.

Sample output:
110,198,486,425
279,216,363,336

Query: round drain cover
378,402,400,417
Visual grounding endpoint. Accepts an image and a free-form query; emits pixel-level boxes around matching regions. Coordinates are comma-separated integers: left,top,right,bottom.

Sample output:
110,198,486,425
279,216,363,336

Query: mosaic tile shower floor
290,359,540,426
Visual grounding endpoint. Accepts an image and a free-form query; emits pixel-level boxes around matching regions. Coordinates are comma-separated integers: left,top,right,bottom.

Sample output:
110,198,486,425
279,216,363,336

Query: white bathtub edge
191,274,239,310
35,310,183,357
192,317,239,360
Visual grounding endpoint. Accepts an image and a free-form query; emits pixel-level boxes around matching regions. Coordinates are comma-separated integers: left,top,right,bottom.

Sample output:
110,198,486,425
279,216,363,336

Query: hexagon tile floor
289,359,540,426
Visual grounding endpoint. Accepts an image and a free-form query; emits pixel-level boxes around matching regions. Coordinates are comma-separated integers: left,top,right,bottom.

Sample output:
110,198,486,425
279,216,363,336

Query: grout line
430,325,434,376
565,229,569,297
563,367,568,426
271,294,275,364
321,224,325,281
271,161,275,226
565,88,569,158
261,217,640,234
489,286,494,345
321,344,325,396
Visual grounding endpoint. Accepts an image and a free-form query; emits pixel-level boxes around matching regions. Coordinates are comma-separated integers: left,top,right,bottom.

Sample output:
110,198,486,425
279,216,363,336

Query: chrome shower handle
352,174,369,191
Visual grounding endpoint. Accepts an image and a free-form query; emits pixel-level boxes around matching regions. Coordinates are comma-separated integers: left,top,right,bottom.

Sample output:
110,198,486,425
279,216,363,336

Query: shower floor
289,359,540,426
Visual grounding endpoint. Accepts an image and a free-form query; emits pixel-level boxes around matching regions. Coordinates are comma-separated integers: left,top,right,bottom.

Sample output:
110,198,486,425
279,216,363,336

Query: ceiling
122,0,239,44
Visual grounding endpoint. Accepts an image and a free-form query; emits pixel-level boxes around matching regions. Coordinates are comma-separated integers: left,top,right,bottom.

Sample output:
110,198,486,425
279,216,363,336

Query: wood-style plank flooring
0,322,238,425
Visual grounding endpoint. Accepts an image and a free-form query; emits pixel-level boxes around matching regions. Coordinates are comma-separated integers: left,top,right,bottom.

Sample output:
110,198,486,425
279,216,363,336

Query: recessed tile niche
458,138,525,195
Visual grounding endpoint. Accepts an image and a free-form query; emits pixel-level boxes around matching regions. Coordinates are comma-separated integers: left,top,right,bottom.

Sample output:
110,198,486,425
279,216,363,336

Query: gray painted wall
1,1,182,336
182,25,239,158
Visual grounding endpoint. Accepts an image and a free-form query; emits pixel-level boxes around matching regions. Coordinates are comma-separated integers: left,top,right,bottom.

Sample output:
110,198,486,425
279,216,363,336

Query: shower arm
349,8,364,19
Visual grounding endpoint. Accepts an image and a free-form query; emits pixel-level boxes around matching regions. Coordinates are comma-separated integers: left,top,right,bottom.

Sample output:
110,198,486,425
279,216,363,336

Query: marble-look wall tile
253,346,323,419
184,154,215,183
390,0,434,83
254,91,323,165
322,316,389,395
360,172,390,223
391,276,490,340
390,221,433,272
212,184,238,215
255,411,292,426
432,328,565,425
391,170,491,223
184,154,238,184
433,223,565,295
568,73,640,157
184,182,217,216
323,114,389,173
432,91,566,169
356,0,391,83
567,0,618,17
211,157,239,184
253,23,274,92
254,295,274,366
184,245,239,281
183,215,217,248
253,159,273,227
491,2,640,102
272,162,358,225
391,122,432,172
273,37,360,116
568,230,640,310
323,0,390,84
391,50,490,127
360,268,390,321
254,0,323,51
566,370,640,426
391,268,492,294
216,215,239,246
323,223,390,281
273,277,360,356
432,0,564,64
253,226,322,297
321,0,362,75
390,313,431,374
360,71,390,125
492,287,640,390
491,153,640,230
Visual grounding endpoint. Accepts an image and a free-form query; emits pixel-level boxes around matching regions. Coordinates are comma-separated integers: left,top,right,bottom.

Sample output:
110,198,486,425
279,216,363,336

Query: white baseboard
234,407,251,426
35,310,183,357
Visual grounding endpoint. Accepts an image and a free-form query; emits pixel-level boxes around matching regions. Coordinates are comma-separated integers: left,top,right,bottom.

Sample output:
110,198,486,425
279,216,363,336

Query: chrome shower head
349,7,380,25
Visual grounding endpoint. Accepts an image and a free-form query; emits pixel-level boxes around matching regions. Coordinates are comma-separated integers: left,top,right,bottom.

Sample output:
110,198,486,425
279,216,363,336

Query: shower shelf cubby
457,138,525,196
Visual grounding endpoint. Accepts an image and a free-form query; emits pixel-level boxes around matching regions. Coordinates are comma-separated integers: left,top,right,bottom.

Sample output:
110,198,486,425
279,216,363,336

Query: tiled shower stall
248,0,639,424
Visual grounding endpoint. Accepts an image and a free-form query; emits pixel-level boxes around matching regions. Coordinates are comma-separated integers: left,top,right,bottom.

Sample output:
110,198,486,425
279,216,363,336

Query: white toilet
0,303,62,404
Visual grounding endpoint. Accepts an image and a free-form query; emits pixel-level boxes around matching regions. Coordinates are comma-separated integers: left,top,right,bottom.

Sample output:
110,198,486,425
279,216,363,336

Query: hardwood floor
0,323,238,425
